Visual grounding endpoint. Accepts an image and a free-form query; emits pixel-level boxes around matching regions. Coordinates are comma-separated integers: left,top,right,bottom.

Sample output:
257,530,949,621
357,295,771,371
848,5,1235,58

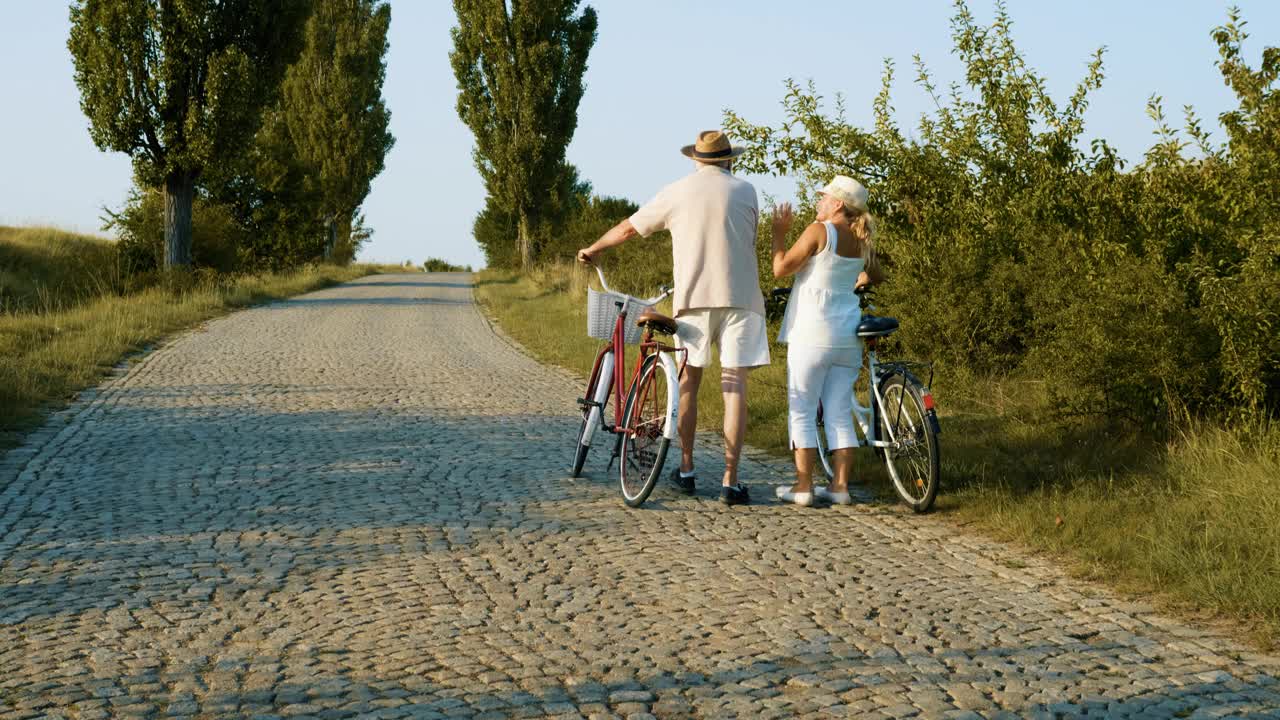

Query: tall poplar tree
282,0,395,258
68,0,309,268
450,0,598,269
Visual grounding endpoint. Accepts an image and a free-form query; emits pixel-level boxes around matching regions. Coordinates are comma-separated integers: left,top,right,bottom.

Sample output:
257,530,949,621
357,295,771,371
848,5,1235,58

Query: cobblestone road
2,273,1278,719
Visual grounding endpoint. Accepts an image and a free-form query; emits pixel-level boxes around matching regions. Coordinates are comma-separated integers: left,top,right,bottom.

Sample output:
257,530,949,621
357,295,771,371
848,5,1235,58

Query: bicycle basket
587,287,653,344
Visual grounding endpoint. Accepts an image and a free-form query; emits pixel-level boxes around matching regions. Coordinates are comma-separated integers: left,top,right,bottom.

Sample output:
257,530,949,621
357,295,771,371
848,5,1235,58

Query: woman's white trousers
787,344,860,450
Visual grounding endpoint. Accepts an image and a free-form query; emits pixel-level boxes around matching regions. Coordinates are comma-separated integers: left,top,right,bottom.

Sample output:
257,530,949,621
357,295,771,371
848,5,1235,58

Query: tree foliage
282,0,394,257
471,162,596,269
214,105,323,270
450,0,598,269
725,2,1279,426
216,0,395,269
69,0,310,268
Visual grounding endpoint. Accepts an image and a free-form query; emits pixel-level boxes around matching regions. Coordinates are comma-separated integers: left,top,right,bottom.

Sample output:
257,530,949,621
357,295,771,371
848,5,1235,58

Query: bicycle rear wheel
878,373,940,512
814,403,834,479
572,350,613,477
618,354,672,507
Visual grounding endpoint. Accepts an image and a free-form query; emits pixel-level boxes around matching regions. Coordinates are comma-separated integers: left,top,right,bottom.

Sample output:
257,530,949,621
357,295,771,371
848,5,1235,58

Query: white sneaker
775,485,813,507
814,486,852,505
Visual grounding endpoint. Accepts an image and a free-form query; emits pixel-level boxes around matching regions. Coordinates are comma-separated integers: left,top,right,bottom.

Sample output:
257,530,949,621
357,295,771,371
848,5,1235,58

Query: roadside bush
423,257,470,272
476,193,636,264
725,3,1279,428
1021,233,1211,427
104,187,247,276
472,200,520,269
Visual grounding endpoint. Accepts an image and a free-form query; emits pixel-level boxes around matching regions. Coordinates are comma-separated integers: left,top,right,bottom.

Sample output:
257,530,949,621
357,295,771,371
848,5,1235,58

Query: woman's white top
777,222,865,348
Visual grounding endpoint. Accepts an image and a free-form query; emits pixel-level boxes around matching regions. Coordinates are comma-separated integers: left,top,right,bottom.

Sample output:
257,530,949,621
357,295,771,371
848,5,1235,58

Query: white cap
818,175,868,213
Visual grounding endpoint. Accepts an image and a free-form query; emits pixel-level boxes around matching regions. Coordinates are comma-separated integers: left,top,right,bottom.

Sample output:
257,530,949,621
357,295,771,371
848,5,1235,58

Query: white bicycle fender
658,352,680,440
582,352,614,447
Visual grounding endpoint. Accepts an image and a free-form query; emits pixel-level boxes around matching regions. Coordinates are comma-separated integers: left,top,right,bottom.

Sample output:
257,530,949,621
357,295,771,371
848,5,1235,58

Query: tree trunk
324,214,337,261
164,171,195,269
517,211,532,270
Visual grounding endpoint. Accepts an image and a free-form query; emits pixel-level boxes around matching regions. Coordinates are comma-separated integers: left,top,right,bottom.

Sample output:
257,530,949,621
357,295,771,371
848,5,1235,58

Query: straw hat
680,130,746,162
818,175,869,213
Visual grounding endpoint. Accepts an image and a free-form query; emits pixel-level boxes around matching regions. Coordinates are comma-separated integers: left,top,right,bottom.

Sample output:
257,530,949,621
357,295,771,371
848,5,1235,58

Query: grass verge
1,253,377,455
475,263,1280,649
0,226,122,314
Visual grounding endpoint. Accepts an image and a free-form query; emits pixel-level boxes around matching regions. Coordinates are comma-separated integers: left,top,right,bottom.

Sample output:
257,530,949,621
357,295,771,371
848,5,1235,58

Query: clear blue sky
2,2,1276,268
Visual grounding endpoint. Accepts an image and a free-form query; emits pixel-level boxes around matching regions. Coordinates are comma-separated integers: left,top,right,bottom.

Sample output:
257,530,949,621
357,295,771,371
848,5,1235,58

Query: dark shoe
669,467,695,495
720,484,750,505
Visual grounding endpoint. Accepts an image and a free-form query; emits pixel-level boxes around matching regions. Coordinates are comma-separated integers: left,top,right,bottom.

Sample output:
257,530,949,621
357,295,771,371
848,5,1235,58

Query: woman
770,175,884,506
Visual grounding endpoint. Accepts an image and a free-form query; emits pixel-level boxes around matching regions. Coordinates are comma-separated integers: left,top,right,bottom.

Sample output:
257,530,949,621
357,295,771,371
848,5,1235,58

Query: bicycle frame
579,269,684,449
849,346,894,449
826,340,937,451
592,304,682,435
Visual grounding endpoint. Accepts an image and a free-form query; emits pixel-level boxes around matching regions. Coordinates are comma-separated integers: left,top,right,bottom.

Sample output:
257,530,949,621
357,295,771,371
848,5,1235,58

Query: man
577,130,769,505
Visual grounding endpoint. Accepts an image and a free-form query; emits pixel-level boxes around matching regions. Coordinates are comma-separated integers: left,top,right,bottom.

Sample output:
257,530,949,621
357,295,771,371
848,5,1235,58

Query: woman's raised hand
772,202,795,238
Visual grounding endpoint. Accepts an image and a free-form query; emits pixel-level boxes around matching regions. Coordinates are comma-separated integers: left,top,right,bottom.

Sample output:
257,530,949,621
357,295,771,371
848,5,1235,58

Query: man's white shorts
674,308,772,369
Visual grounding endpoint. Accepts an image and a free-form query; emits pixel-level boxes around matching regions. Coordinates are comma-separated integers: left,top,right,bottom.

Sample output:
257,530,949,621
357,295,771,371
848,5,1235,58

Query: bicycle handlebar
592,265,672,306
771,284,875,312
770,284,872,300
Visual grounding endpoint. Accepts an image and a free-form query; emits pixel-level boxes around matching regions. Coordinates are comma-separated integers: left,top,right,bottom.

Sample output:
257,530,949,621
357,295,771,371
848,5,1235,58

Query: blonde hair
837,201,877,265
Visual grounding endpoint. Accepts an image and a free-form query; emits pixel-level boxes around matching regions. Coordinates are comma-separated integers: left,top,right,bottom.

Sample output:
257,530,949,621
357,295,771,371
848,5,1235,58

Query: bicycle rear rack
876,360,935,389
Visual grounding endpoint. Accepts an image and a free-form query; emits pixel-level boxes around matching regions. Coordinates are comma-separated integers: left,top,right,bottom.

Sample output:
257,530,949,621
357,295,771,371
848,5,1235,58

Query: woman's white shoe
775,485,814,507
814,486,852,505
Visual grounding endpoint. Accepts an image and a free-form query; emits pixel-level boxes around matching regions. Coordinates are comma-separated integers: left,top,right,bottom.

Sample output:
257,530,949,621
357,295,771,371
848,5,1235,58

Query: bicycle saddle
857,315,899,337
636,309,678,336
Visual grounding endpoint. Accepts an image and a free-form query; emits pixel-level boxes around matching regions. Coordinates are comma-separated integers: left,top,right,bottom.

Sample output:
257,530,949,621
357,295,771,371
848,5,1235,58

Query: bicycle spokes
879,376,940,511
619,356,673,506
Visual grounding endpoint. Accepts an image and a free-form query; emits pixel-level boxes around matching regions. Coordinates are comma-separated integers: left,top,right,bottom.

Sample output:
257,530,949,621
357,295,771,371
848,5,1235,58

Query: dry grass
0,226,122,313
476,263,1280,649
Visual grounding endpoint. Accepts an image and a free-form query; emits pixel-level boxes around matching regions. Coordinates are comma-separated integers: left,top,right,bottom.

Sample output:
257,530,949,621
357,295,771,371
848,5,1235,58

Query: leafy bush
473,190,665,292
423,257,471,272
104,187,247,277
724,3,1279,427
551,194,677,296
472,199,520,270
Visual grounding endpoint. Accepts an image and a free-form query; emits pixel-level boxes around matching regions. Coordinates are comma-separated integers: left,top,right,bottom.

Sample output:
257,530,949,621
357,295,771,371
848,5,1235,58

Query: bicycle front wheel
878,373,940,512
618,354,673,507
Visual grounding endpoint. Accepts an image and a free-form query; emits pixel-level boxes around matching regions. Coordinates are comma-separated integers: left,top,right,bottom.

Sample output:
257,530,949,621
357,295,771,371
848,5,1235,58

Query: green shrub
103,187,247,276
724,3,1279,428
423,257,469,272
474,192,641,275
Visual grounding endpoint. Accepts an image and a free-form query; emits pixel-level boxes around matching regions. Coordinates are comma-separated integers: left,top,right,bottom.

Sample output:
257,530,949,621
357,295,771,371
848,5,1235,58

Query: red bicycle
572,265,686,507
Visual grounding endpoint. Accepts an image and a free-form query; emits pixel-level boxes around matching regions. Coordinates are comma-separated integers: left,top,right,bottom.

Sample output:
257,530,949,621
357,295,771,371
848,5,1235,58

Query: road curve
1,272,1277,719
